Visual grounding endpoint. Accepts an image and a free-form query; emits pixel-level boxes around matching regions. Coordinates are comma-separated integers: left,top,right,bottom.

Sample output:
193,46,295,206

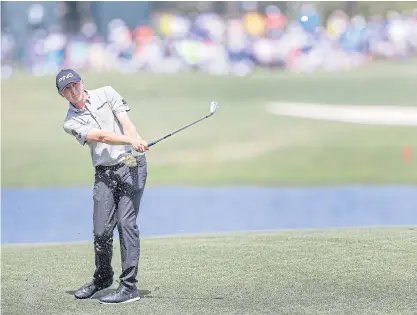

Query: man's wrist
126,136,135,145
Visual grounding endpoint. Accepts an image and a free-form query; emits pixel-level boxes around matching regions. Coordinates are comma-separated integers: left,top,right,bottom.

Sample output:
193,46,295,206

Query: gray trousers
92,154,147,289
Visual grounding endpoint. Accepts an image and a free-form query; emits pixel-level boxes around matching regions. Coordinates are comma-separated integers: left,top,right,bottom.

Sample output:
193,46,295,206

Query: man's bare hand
131,139,149,153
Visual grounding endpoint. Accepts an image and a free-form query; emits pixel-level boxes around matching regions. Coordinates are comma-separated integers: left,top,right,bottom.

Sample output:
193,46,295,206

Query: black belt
95,153,143,172
95,162,125,172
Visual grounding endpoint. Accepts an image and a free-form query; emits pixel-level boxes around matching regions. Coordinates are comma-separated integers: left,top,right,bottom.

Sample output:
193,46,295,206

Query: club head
210,101,219,115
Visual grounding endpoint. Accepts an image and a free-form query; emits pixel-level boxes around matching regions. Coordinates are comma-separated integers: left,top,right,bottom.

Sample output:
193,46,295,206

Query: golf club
147,101,220,148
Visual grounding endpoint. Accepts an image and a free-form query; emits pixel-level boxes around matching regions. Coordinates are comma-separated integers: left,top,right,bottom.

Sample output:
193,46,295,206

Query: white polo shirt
63,86,143,167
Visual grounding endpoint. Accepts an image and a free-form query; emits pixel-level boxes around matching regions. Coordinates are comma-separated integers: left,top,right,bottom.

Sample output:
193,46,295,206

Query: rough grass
2,227,417,315
2,59,417,187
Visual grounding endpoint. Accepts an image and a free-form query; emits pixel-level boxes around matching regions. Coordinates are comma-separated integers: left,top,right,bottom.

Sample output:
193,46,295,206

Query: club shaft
148,113,213,147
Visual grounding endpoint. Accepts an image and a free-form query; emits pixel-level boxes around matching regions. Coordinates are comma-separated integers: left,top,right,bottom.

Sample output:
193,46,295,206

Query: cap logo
58,73,74,83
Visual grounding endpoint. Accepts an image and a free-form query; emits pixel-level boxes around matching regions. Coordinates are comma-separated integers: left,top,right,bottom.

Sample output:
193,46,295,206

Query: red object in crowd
402,146,413,164
265,12,287,30
286,48,301,66
132,26,153,55
133,26,153,43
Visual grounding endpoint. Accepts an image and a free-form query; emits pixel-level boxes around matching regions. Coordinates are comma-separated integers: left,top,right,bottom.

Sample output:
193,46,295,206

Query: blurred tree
355,1,417,17
89,1,151,39
60,1,91,34
308,1,416,19
1,1,57,61
151,1,214,14
149,1,417,20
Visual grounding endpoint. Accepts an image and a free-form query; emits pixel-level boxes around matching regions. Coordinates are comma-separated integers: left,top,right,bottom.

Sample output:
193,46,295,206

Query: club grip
147,141,156,147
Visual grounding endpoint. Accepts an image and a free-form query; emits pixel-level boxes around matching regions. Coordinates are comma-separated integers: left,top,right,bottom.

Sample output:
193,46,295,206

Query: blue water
1,186,416,244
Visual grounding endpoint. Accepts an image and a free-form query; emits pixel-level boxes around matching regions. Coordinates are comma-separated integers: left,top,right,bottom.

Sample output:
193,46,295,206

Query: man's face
60,81,84,104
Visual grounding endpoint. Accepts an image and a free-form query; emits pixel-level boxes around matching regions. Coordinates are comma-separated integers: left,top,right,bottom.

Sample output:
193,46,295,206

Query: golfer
56,69,148,304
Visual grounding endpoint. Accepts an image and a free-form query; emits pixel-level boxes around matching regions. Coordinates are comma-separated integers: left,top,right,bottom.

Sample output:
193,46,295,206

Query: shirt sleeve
63,118,94,146
104,86,131,114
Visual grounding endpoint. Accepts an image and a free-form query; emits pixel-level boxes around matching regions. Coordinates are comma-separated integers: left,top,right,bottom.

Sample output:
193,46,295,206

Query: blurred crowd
2,3,417,78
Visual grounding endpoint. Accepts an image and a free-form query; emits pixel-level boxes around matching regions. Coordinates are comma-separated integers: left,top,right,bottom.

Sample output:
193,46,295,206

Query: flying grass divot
123,152,137,167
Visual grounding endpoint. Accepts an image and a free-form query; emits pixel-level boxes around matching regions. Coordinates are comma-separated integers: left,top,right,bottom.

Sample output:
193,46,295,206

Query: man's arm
104,86,148,152
64,118,146,151
116,111,149,152
116,111,141,140
85,128,133,145
104,86,141,140
85,128,147,152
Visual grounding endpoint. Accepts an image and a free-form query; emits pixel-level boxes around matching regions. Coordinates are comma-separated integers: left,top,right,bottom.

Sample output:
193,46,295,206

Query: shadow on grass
145,295,224,300
65,289,152,299
66,288,224,300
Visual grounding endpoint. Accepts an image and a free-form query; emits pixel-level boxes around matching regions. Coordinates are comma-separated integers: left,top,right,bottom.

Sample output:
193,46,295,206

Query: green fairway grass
2,59,417,187
2,227,416,315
